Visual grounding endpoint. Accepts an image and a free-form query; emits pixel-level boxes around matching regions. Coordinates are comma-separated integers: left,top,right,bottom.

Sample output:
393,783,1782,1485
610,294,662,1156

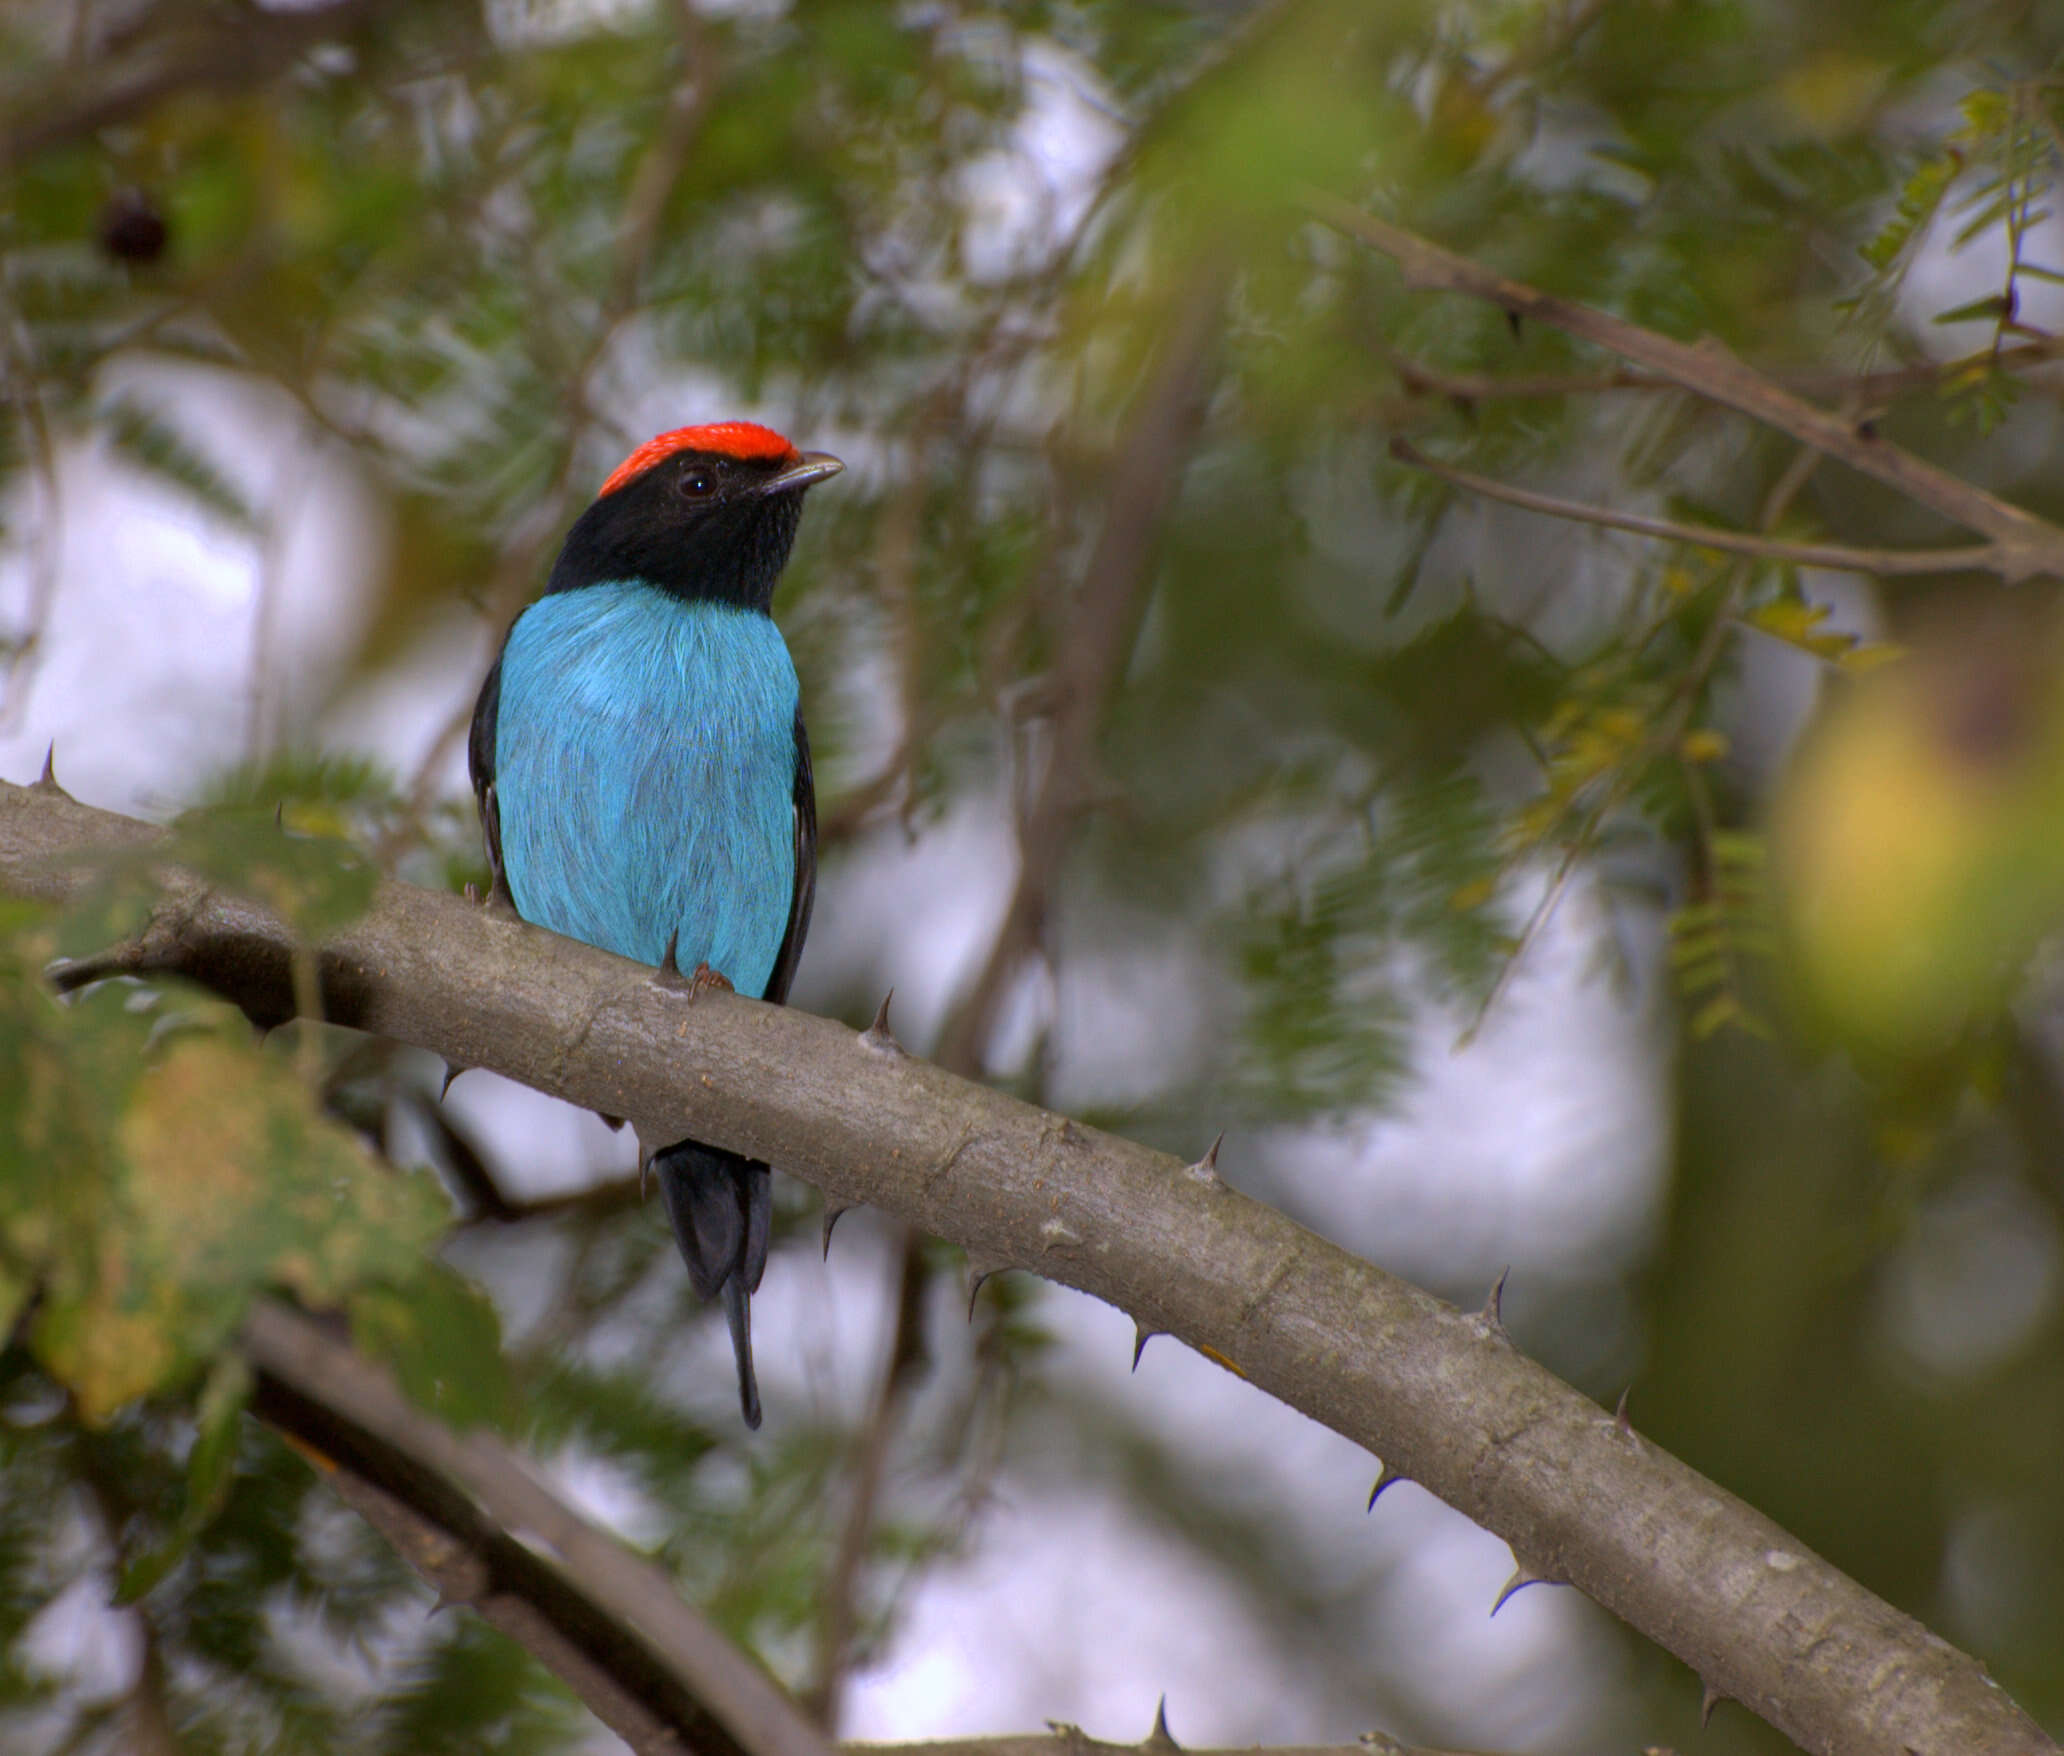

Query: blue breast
493,582,798,999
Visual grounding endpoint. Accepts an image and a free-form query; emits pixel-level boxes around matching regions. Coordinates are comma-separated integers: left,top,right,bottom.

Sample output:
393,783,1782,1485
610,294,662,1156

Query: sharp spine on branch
1479,1265,1510,1336
1132,1321,1161,1371
1186,1132,1223,1184
35,744,66,797
964,1255,1008,1318
862,989,905,1055
440,1060,469,1100
821,1202,851,1260
1367,1464,1405,1510
1146,1696,1180,1751
1491,1565,1550,1616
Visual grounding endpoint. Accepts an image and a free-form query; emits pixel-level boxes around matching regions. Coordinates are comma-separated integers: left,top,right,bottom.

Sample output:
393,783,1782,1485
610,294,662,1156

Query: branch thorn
1478,1265,1510,1336
1700,1682,1725,1729
1614,1385,1633,1437
862,989,905,1055
634,1129,660,1201
34,743,68,797
822,1202,851,1260
1366,1463,1405,1510
1132,1320,1161,1371
439,1060,469,1100
965,1254,1009,1318
1146,1696,1180,1751
1490,1565,1552,1616
657,928,684,983
1186,1132,1224,1184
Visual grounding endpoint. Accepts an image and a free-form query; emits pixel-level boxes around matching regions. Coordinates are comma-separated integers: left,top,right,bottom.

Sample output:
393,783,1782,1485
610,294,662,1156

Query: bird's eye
679,468,715,498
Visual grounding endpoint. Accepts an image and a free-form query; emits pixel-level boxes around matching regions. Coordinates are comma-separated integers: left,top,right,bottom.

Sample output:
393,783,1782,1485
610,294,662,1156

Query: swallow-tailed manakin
469,421,841,1427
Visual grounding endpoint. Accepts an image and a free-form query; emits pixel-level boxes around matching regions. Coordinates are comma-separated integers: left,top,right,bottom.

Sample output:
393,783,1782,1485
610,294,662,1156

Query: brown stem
1376,334,2064,412
2,0,415,167
1389,437,2000,577
805,1238,932,1727
243,1299,839,1756
1309,194,2064,582
935,273,1227,1074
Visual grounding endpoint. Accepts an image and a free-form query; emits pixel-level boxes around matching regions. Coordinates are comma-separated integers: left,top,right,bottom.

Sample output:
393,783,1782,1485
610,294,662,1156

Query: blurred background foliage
5,0,2064,1751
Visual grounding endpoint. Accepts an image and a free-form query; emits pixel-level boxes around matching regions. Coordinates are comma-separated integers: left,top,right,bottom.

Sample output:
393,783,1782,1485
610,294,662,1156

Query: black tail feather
655,1140,772,1429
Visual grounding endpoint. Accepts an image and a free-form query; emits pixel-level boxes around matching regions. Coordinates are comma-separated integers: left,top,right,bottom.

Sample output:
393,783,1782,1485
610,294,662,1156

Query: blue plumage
494,583,799,997
467,421,838,1430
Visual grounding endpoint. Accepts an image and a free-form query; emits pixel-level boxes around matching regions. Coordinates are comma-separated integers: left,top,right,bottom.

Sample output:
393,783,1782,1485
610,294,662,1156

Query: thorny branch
857,1735,1496,1756
1308,193,2064,583
0,776,2050,1756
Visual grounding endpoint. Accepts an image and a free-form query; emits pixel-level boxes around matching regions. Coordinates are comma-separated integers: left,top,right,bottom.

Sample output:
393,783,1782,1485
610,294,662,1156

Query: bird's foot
652,931,733,1000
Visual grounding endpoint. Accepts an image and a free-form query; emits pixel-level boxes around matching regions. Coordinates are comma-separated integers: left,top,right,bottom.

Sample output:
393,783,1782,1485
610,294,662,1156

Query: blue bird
468,420,841,1427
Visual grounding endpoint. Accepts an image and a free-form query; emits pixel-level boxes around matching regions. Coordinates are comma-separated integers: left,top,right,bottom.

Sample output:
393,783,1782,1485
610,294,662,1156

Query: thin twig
1388,437,1999,577
1459,434,1834,1043
1308,193,2064,582
804,1238,930,1728
935,272,1228,1074
1376,333,2064,413
2,0,411,166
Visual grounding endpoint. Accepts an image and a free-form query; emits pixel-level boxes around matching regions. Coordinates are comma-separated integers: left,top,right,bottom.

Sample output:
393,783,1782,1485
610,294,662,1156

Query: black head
546,421,842,612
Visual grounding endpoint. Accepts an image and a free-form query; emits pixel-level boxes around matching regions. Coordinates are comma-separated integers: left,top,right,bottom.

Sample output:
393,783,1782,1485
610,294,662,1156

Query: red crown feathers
597,422,799,499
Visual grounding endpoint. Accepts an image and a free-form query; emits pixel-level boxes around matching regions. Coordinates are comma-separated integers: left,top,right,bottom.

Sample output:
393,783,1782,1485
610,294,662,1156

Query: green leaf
31,1022,451,1421
97,395,257,530
351,1264,518,1434
114,1354,253,1605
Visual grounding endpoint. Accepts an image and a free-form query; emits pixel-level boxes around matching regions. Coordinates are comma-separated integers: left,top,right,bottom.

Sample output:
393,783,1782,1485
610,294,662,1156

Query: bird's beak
761,451,844,495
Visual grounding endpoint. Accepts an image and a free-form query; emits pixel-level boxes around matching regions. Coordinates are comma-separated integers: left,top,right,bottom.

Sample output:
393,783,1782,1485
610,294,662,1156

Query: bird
467,420,841,1428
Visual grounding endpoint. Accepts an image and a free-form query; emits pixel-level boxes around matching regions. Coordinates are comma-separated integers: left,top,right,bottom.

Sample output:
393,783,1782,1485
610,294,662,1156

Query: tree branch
1375,335,2064,413
1,0,415,168
1388,436,2001,577
242,1299,839,1756
856,1737,1492,1756
1,776,2053,1756
1307,193,2064,583
934,272,1227,1075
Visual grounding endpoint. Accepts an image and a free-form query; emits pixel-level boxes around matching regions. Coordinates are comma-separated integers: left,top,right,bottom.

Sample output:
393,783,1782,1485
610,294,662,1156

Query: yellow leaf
1448,877,1496,912
1679,728,1730,764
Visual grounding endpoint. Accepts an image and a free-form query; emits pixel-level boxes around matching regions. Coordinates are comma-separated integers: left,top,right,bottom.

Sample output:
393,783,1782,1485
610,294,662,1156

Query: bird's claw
688,961,734,1001
651,932,733,1000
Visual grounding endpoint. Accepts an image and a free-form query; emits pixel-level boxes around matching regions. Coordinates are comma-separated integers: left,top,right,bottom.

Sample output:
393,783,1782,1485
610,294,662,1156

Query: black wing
762,706,817,1006
466,651,512,905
